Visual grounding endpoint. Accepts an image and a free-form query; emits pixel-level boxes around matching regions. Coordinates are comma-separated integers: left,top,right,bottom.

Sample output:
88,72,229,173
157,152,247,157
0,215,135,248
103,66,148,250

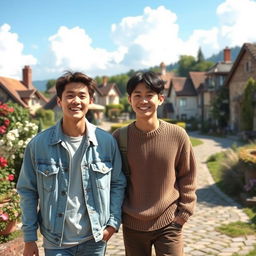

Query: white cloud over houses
1,0,256,80
0,24,37,79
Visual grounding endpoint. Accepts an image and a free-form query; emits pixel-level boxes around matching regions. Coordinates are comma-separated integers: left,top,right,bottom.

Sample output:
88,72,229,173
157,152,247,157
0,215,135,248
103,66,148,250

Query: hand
102,226,116,242
23,241,39,256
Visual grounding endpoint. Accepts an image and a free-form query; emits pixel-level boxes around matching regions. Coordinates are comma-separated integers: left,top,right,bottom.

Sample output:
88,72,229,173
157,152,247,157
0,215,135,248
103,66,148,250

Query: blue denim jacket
17,119,126,245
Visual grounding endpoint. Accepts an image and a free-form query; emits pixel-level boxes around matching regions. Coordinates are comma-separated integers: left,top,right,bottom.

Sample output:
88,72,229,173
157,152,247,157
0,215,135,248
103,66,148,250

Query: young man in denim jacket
17,71,126,256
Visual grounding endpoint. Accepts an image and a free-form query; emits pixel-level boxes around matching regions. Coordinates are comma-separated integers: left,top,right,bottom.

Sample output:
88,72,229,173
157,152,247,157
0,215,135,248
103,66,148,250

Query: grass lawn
190,137,203,147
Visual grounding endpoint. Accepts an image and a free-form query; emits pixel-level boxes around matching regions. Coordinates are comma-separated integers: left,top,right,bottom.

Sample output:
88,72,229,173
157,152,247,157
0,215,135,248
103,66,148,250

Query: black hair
126,71,165,96
55,71,96,99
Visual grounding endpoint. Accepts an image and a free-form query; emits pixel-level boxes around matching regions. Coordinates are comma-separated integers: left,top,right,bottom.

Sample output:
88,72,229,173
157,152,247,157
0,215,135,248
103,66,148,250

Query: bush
35,108,55,129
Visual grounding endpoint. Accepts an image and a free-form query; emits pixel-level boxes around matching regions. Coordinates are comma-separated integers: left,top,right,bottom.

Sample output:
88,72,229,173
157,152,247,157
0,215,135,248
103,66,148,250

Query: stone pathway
36,128,255,256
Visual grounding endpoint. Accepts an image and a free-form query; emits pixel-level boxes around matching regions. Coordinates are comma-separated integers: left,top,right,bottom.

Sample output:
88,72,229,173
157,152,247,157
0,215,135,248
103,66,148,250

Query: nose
72,96,80,103
141,97,149,103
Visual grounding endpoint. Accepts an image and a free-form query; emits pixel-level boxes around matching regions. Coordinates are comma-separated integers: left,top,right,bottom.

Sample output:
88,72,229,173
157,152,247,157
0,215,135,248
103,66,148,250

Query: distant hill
207,46,241,63
32,46,241,92
33,80,48,92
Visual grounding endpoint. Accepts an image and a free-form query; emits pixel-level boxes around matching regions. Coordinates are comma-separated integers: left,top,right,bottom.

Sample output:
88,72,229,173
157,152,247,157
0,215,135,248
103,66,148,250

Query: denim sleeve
16,142,39,242
107,138,127,230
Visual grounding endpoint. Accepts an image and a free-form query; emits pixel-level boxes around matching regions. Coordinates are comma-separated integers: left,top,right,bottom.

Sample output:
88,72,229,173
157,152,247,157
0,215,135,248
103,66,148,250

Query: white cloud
0,24,37,79
217,0,256,47
47,26,126,77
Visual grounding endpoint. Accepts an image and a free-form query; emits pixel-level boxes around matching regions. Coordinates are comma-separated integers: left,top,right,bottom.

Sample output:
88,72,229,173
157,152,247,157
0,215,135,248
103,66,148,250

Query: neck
62,118,86,137
135,116,160,132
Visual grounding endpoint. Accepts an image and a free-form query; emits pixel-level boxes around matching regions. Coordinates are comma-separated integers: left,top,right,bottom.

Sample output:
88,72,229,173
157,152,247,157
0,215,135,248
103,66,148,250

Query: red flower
0,157,8,167
4,119,10,127
8,174,15,181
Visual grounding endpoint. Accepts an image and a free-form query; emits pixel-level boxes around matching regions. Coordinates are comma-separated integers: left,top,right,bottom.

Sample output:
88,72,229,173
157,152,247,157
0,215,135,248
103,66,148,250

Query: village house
0,66,48,114
203,47,233,124
224,43,256,132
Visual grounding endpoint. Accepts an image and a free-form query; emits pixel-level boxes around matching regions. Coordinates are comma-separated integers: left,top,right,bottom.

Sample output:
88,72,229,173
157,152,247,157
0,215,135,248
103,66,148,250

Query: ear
89,97,94,104
57,97,62,107
128,95,132,105
158,94,165,106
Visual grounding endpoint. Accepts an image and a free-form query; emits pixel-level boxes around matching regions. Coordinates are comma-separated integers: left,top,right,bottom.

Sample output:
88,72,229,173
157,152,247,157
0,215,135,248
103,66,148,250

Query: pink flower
0,213,9,221
0,125,6,134
8,174,15,181
0,157,8,167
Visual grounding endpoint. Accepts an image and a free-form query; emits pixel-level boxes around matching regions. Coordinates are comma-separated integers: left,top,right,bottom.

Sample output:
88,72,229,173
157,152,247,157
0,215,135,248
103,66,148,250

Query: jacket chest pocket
36,164,59,192
90,162,112,189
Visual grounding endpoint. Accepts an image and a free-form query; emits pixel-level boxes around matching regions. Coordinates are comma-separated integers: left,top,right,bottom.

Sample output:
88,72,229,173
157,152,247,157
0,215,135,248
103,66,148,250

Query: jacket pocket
90,162,112,189
36,164,59,192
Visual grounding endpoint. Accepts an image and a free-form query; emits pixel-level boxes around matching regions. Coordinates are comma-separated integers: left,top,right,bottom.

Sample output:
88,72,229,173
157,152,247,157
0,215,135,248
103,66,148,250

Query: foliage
46,79,56,91
119,96,131,113
105,104,124,119
239,147,256,166
177,55,196,76
211,85,229,129
241,78,256,131
176,53,214,77
35,108,55,129
197,47,205,62
0,193,21,232
0,229,22,244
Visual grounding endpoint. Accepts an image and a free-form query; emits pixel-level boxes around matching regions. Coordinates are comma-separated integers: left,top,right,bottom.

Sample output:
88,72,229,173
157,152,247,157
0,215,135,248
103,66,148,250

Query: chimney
102,76,108,87
224,47,231,63
160,62,166,75
22,65,33,89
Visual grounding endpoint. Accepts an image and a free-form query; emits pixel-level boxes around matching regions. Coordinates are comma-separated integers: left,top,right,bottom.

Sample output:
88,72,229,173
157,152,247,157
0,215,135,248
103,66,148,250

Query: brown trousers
123,222,184,256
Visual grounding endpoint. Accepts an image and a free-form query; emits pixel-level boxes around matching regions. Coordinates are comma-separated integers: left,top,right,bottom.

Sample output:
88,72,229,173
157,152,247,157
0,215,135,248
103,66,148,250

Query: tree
211,86,229,130
46,79,56,91
197,47,205,62
241,78,256,130
177,55,196,76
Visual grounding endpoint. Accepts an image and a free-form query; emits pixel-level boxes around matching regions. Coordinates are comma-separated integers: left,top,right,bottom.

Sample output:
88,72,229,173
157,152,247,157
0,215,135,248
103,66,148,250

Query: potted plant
0,191,21,235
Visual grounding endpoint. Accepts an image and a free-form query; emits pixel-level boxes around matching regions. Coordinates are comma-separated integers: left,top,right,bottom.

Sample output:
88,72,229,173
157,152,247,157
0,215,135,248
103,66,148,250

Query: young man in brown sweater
113,71,197,256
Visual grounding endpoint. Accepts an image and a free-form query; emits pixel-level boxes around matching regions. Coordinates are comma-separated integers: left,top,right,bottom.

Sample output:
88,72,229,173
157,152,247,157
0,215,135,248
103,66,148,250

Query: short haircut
55,71,96,99
127,71,165,96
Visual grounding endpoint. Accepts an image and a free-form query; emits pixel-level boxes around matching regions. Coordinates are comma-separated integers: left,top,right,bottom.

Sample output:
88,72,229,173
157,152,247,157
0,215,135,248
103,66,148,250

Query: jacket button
55,238,59,242
58,213,63,217
45,170,49,175
61,190,66,196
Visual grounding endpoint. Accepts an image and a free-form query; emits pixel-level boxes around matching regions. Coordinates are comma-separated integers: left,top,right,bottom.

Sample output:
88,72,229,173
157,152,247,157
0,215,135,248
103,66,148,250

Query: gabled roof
97,83,121,97
189,72,207,92
224,43,256,87
170,77,197,96
0,76,48,107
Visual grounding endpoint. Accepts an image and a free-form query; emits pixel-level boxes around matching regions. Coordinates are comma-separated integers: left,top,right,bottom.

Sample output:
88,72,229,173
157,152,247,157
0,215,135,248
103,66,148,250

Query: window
179,98,187,107
245,60,252,72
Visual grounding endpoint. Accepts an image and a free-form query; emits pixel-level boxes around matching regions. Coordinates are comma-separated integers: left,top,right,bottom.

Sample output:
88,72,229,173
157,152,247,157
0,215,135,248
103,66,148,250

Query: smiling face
57,82,93,122
128,82,164,120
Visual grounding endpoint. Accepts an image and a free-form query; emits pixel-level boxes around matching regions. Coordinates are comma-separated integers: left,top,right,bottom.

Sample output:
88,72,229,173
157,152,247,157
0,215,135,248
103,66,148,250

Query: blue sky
1,0,255,80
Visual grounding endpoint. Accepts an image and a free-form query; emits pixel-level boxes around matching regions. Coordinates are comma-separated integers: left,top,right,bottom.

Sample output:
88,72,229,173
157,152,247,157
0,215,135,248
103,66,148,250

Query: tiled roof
207,62,233,74
171,77,197,96
189,72,207,91
224,42,256,87
97,83,121,96
0,76,48,107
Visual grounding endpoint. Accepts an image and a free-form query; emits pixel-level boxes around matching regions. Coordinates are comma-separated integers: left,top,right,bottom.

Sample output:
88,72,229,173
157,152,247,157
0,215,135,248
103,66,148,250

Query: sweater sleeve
175,133,197,222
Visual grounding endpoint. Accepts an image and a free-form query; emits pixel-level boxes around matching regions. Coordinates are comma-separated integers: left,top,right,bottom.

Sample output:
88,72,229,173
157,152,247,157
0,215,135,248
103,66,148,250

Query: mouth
138,106,150,111
69,107,82,112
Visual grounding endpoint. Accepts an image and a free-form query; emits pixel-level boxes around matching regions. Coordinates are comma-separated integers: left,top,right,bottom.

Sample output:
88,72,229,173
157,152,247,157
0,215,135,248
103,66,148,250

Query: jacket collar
49,118,98,146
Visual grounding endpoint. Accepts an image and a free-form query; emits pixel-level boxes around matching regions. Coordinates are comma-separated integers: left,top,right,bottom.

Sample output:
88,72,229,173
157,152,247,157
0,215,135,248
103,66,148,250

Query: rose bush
0,102,38,236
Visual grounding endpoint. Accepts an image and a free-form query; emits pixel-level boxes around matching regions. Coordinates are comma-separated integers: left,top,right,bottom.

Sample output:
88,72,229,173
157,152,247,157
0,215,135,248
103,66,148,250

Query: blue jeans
44,240,107,256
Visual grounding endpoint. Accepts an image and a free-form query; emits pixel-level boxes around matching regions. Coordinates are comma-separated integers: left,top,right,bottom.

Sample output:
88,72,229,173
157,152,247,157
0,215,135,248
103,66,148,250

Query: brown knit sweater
113,120,197,231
